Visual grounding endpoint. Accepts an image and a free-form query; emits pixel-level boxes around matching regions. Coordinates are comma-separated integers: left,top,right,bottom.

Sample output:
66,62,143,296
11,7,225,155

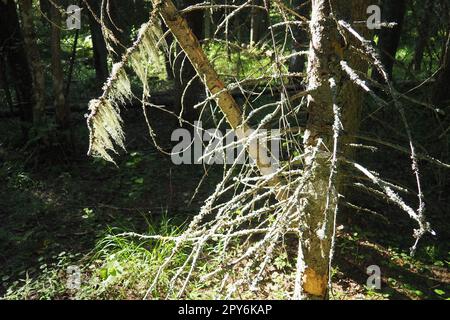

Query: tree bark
432,32,450,106
300,0,370,299
0,0,34,132
153,0,369,299
288,0,309,77
0,56,14,113
86,0,109,83
49,0,69,129
373,0,407,82
412,0,433,72
250,0,269,46
107,0,149,59
18,0,46,125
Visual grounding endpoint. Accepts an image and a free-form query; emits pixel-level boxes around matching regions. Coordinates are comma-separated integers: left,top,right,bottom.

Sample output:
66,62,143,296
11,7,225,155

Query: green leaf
108,266,117,276
433,261,444,267
434,289,445,296
99,268,108,280
414,290,423,296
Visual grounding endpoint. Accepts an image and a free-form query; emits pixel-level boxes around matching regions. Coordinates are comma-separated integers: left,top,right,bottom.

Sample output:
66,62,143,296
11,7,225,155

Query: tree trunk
373,0,407,82
412,0,433,72
0,0,34,132
300,0,370,299
39,0,51,19
162,22,175,81
0,56,14,113
86,0,109,83
288,0,309,77
18,0,46,125
250,0,269,46
50,0,69,129
173,0,204,124
432,32,450,106
204,7,212,39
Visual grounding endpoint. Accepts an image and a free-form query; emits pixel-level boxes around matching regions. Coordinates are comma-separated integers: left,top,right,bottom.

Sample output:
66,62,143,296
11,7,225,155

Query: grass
3,223,448,300
3,215,183,300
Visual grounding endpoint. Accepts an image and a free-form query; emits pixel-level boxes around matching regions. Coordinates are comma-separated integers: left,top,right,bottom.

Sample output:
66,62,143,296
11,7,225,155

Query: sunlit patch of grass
4,211,448,300
3,214,232,300
2,214,298,300
2,215,185,299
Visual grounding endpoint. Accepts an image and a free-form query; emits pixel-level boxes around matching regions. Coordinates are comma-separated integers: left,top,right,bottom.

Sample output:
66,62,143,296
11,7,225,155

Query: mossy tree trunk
300,0,369,299
49,0,69,130
18,0,46,125
0,0,34,135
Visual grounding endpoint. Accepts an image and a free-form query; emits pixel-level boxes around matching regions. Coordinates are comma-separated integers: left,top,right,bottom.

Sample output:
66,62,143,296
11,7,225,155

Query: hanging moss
86,19,166,163
87,99,125,163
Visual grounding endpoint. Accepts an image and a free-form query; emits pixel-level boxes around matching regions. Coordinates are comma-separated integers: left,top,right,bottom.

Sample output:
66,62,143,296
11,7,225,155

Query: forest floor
0,105,449,300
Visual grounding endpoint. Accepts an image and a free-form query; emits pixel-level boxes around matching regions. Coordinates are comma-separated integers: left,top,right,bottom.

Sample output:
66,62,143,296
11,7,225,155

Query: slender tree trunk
339,1,371,160
204,8,212,39
162,23,175,81
39,0,50,18
250,0,269,46
373,0,407,82
0,56,14,113
65,28,79,102
432,32,450,106
0,0,34,132
50,0,69,129
86,0,109,83
18,0,46,125
288,0,309,77
173,0,204,124
412,0,433,72
301,0,339,299
300,0,370,299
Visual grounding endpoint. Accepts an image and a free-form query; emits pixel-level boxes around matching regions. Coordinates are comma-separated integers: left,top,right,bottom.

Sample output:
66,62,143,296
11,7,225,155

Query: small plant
82,208,94,220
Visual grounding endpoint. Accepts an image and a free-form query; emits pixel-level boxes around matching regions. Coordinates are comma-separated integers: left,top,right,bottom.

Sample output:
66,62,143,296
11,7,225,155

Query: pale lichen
86,19,165,163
